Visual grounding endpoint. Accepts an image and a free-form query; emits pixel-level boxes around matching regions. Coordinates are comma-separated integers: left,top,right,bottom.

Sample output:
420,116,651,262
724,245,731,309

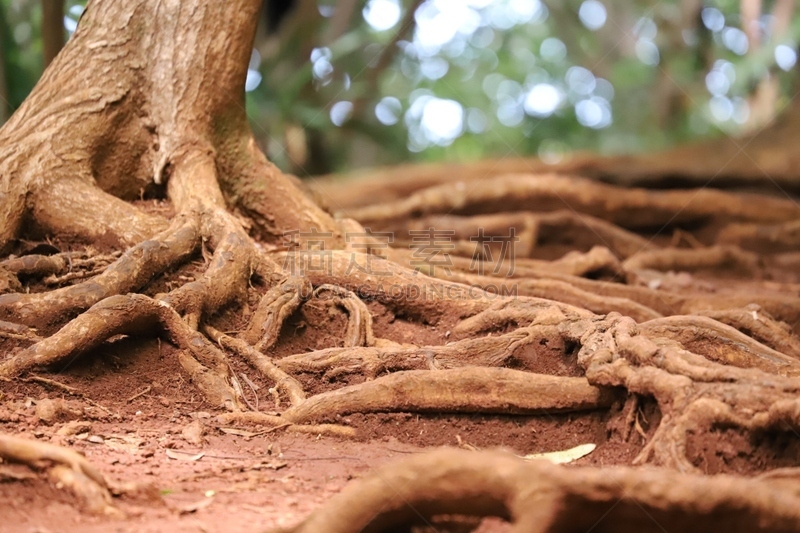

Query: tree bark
0,0,337,253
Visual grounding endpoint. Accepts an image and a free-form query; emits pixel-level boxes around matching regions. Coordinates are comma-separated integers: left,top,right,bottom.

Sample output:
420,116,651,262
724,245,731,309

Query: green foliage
1,0,41,110
247,0,800,173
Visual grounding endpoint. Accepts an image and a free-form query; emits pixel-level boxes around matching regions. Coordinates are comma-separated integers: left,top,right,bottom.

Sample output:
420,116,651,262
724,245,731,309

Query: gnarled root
0,433,114,514
215,412,355,438
580,314,800,471
0,215,200,328
205,325,306,406
695,305,800,359
243,276,311,352
276,448,800,533
622,245,759,274
0,293,245,410
342,173,800,229
2,3,800,524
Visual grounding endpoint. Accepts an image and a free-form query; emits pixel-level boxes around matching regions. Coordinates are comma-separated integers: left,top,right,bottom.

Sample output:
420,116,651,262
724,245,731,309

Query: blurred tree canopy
1,0,798,174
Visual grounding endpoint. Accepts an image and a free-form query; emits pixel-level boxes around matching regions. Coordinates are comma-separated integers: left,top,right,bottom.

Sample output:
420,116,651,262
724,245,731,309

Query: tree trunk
0,0,337,253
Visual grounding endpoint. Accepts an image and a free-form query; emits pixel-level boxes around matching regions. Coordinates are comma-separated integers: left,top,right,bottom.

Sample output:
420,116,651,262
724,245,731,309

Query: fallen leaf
523,443,596,464
166,449,205,461
218,427,260,438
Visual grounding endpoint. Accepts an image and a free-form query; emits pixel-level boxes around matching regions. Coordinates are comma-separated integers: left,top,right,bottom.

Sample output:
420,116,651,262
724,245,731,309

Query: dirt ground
2,193,800,532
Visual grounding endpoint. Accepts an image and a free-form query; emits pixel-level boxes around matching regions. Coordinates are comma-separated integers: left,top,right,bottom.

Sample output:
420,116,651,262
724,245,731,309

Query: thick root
696,305,800,359
277,322,571,377
243,276,310,352
376,209,656,260
0,215,201,327
311,285,376,347
0,293,245,410
280,368,617,424
718,219,800,252
623,245,759,274
638,315,800,374
343,174,800,229
276,448,800,533
215,412,356,438
0,433,114,514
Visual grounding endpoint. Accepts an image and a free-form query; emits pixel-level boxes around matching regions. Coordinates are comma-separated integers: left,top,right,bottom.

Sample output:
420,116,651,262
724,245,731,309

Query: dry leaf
523,443,596,464
166,449,205,461
219,427,260,438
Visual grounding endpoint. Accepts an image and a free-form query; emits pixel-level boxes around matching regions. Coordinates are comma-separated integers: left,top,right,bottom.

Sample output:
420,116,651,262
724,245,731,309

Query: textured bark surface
0,0,799,531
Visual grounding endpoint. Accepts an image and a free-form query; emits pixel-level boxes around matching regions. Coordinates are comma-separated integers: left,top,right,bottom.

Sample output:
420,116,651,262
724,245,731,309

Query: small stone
88,435,104,444
57,420,92,436
181,420,205,446
35,399,60,425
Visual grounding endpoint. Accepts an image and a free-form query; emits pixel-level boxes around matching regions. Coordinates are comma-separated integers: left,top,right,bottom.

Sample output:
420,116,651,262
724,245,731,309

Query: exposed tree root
205,325,306,407
0,215,200,328
622,245,759,274
215,412,356,438
441,269,662,321
377,209,656,260
279,368,617,423
577,314,800,471
341,174,800,230
278,317,576,378
719,219,800,252
0,433,114,514
275,448,800,533
638,316,800,373
695,305,800,359
429,265,800,329
243,276,311,352
311,285,376,347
